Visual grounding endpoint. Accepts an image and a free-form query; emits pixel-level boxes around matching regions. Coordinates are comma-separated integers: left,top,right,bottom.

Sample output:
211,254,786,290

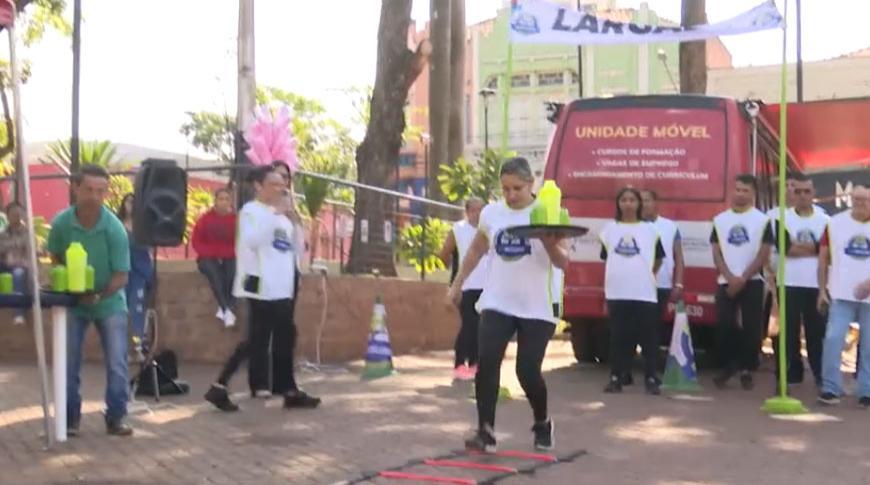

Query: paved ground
2,341,870,485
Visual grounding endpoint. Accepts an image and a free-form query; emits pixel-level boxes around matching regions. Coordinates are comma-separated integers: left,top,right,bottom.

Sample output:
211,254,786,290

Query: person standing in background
439,197,487,381
711,174,773,391
0,202,31,325
191,188,238,327
115,194,154,359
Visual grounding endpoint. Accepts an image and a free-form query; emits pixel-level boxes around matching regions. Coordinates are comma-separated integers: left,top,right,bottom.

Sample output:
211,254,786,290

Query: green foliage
185,186,214,244
105,175,132,213
181,86,356,205
21,0,71,47
32,215,50,250
40,139,120,168
438,149,515,203
398,217,451,274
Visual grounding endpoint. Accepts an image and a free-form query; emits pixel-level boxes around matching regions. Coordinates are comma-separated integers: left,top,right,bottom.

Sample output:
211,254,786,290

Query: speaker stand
129,248,185,402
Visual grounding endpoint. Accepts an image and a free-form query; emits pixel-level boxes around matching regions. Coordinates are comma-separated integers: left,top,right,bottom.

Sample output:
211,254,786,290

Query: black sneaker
817,392,840,406
532,419,554,451
713,369,735,389
620,373,634,386
105,417,133,437
739,372,754,391
67,420,80,438
645,376,661,396
859,397,870,409
205,384,239,412
283,390,321,409
604,374,623,393
465,425,497,453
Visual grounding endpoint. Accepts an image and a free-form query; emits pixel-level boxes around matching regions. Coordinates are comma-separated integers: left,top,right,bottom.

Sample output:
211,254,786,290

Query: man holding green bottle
47,165,133,437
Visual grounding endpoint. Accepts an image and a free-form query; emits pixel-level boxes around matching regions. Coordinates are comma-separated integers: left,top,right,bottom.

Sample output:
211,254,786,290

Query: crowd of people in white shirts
442,165,870,452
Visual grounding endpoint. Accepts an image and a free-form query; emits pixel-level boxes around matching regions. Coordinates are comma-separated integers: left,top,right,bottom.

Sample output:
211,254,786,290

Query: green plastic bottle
538,180,562,225
51,266,68,292
66,242,88,293
560,207,571,225
0,272,12,294
86,265,95,291
530,204,547,225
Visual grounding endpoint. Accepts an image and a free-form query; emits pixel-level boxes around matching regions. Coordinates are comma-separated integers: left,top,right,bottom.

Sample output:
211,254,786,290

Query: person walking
448,157,569,452
817,185,870,406
711,174,773,390
601,187,665,395
191,188,238,327
439,197,487,381
47,165,133,436
205,166,319,412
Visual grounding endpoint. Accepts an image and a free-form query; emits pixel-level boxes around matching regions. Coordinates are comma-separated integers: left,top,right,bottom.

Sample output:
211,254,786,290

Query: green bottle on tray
66,242,87,293
531,180,571,226
51,266,68,292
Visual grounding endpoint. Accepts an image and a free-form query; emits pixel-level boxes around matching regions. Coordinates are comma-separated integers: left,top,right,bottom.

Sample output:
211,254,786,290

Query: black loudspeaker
133,158,187,247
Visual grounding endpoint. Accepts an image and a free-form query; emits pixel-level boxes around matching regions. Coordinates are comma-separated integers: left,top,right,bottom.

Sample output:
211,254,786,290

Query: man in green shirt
47,165,132,437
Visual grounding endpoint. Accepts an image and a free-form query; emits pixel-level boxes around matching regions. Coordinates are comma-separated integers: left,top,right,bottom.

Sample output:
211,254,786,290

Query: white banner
510,0,783,45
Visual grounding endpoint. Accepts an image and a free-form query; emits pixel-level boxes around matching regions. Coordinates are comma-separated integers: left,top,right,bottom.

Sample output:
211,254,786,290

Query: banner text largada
510,0,783,46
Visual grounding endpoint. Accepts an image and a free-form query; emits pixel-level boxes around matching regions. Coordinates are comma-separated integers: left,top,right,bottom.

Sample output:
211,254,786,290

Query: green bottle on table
66,242,87,293
0,272,12,294
51,266,68,292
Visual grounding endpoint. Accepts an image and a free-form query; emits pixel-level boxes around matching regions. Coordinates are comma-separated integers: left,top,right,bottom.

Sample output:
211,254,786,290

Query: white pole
8,23,55,448
51,307,66,442
237,0,255,132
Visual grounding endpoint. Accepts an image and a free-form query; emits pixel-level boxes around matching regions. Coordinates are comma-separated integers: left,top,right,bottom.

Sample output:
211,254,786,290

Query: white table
51,306,68,442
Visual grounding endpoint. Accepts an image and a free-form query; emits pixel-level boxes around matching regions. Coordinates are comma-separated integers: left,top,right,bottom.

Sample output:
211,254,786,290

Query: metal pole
796,0,803,102
483,98,489,153
69,0,82,203
9,23,54,448
576,0,583,98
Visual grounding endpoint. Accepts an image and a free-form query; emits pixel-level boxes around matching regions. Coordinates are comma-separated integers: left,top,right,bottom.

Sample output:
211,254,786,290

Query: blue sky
10,0,869,157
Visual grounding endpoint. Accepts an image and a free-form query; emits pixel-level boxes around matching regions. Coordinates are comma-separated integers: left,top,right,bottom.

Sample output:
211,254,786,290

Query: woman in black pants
448,157,569,452
599,187,665,395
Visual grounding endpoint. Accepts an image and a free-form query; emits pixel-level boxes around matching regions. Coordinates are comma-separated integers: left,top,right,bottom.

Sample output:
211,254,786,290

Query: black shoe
205,385,239,412
465,425,497,453
67,420,80,437
604,375,623,393
859,397,870,409
105,417,134,437
713,369,735,389
620,373,634,386
740,372,754,391
283,390,321,409
532,419,554,451
817,392,840,406
645,376,661,396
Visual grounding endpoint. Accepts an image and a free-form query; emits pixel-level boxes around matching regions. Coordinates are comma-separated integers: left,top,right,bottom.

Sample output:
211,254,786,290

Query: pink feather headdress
243,105,299,171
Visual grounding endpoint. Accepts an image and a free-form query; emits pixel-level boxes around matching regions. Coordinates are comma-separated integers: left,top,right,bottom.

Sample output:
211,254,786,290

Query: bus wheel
569,319,596,363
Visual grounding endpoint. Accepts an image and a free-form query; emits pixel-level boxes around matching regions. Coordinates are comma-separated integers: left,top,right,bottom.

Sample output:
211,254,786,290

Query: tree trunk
679,0,706,94
236,0,256,208
346,1,430,275
447,0,465,171
428,0,451,201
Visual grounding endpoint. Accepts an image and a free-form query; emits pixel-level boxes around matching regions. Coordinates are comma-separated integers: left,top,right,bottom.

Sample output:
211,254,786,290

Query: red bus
544,95,791,363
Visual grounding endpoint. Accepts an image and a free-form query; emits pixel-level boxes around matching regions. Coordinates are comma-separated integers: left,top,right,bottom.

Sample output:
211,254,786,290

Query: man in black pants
771,175,829,388
711,175,774,390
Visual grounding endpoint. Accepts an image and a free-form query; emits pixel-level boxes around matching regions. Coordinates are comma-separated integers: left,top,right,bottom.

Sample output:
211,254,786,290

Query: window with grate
511,74,531,88
538,72,564,86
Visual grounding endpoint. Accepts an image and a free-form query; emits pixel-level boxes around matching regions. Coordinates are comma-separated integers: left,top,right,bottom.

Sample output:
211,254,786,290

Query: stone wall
0,262,458,364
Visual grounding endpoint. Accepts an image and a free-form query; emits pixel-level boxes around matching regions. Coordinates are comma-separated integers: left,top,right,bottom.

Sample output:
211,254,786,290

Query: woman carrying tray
447,157,570,453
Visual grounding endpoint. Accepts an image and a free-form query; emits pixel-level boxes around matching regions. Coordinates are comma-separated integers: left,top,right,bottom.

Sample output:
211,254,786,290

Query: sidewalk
2,341,869,485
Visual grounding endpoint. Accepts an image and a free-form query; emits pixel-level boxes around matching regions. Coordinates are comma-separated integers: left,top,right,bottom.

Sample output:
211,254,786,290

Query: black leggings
773,286,825,383
607,300,660,379
455,290,482,367
216,298,298,395
476,310,555,430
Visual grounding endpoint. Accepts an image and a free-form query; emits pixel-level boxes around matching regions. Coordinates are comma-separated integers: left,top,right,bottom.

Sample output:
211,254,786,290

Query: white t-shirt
233,200,298,301
651,216,680,289
550,267,564,319
711,208,772,284
476,201,557,324
599,221,663,303
780,207,829,289
825,211,870,303
767,205,827,273
453,219,488,291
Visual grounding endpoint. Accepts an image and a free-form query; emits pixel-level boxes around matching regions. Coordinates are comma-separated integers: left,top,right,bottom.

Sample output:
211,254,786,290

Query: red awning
760,98,870,172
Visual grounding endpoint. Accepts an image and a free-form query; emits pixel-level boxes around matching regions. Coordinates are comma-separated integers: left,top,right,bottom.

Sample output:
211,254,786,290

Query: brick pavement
2,342,870,485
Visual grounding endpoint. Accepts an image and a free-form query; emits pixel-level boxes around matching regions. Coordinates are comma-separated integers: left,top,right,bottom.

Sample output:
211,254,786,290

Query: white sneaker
215,307,225,322
223,310,236,328
13,315,25,325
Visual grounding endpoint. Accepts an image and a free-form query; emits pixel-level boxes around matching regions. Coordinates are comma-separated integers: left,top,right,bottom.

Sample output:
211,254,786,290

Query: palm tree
40,139,119,170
